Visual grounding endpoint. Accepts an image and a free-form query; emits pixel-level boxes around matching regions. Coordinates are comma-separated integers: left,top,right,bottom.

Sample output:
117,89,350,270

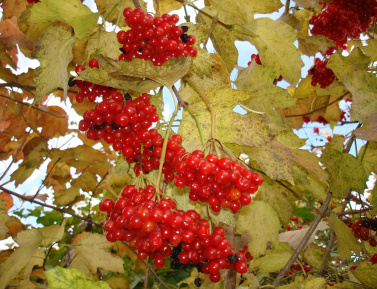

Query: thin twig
143,258,151,289
284,0,290,15
0,81,78,94
285,92,350,118
0,130,30,182
132,0,141,8
0,94,67,118
0,186,102,227
272,191,332,287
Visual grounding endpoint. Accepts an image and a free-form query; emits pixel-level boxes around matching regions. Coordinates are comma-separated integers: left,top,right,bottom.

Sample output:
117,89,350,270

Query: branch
0,94,67,118
0,186,102,227
272,191,333,287
173,0,233,29
143,258,151,289
284,0,290,15
285,92,350,118
0,81,78,94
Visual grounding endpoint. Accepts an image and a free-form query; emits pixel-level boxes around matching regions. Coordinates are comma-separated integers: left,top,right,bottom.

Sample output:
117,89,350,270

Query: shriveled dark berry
227,254,239,264
171,245,182,258
180,34,190,43
119,48,128,54
194,278,202,287
196,263,203,273
170,259,182,269
94,123,105,130
68,76,77,87
370,220,377,231
181,26,189,33
112,123,120,130
124,93,132,100
363,219,371,228
149,146,155,151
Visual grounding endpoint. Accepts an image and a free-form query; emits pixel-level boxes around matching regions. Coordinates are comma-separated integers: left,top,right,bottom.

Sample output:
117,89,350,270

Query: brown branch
0,130,30,182
337,207,372,216
0,94,67,118
143,258,151,289
173,0,233,29
0,186,102,227
272,191,333,287
285,92,350,118
0,81,78,94
284,0,290,14
132,0,141,8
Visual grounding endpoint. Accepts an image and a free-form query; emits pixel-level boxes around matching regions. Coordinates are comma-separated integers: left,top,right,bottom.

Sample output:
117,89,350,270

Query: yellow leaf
299,35,335,56
329,213,361,259
351,261,377,289
302,243,326,270
85,31,121,61
249,249,293,273
153,0,182,15
53,184,81,206
0,192,13,211
69,233,125,275
244,18,304,85
30,0,99,40
32,25,76,104
354,114,377,142
236,201,280,257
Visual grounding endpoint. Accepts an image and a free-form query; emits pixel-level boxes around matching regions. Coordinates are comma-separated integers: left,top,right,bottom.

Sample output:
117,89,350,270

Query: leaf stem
183,77,215,139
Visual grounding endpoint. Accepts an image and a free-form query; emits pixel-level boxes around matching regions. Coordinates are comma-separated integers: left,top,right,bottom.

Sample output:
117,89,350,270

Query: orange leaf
0,120,11,132
37,106,68,138
1,0,27,19
71,232,90,245
0,192,13,211
6,216,24,238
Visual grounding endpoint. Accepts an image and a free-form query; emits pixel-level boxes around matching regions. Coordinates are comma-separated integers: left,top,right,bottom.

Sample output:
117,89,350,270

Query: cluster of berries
351,218,377,247
117,8,197,66
99,185,248,283
26,0,39,3
309,0,377,48
287,263,311,275
286,216,303,231
307,58,336,88
172,151,263,213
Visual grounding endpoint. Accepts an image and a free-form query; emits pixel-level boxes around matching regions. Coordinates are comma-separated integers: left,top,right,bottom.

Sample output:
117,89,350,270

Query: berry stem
155,87,181,191
183,77,216,139
143,257,151,289
239,103,265,115
172,85,205,145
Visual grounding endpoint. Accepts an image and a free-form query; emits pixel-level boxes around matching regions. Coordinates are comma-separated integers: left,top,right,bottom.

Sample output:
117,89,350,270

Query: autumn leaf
30,0,99,40
32,25,76,104
249,249,293,273
153,0,183,15
0,192,13,211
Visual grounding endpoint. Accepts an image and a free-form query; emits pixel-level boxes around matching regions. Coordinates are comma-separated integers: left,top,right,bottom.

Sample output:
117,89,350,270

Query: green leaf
69,233,125,275
359,141,377,176
166,186,197,212
112,154,130,176
236,201,280,257
320,139,368,198
249,249,293,273
45,267,111,289
327,49,377,122
85,31,121,61
370,183,377,216
244,18,304,85
293,207,316,220
0,221,66,288
30,0,99,40
53,185,81,206
209,208,235,227
351,261,377,289
354,114,377,142
234,63,296,110
77,54,193,92
32,25,75,104
329,212,361,259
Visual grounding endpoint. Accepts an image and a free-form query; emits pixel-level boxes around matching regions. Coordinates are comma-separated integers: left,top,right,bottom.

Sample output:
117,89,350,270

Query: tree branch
285,92,350,118
0,186,102,227
272,191,332,287
0,81,78,94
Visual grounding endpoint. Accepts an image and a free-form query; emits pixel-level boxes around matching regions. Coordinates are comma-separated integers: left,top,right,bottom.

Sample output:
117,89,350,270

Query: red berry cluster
99,185,248,282
26,0,39,3
309,0,377,48
308,58,335,88
351,218,377,246
173,152,263,213
290,263,311,273
370,253,377,264
247,54,262,66
117,8,197,66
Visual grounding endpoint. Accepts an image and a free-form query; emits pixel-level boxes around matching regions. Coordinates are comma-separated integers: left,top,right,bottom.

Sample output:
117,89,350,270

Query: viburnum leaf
209,208,235,227
0,199,10,240
327,49,377,122
359,141,377,176
37,106,68,138
85,31,121,61
293,0,323,10
302,243,326,270
292,149,328,183
0,192,13,212
299,35,335,56
5,216,24,239
301,277,328,288
0,220,66,288
0,43,17,70
95,0,147,27
320,138,368,198
77,54,193,92
0,17,34,52
32,25,75,104
354,114,377,142
153,0,182,15
166,186,196,212
236,201,280,257
279,276,305,289
234,62,296,110
30,0,99,40
69,233,125,275
45,267,111,289
53,184,81,206
255,178,294,227
279,221,329,250
248,249,293,273
244,17,304,85
350,260,377,288
329,213,361,259
179,86,276,148
1,0,27,19
75,172,98,193
362,38,377,63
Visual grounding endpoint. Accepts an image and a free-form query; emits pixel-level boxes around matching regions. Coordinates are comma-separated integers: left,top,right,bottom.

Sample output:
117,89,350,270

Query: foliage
0,0,376,288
